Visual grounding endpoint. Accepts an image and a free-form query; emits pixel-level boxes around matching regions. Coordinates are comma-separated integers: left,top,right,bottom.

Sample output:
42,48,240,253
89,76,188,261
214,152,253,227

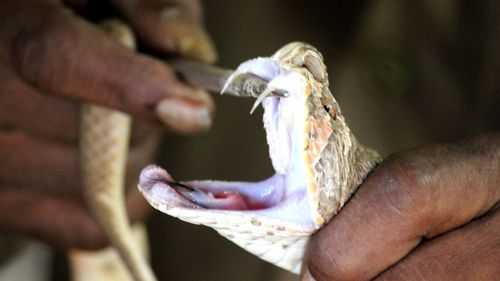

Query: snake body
139,42,382,273
71,20,157,281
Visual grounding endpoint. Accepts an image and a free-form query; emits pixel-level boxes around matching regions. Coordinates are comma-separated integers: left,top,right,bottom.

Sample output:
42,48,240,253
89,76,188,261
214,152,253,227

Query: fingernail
178,27,217,63
162,9,218,63
155,99,212,133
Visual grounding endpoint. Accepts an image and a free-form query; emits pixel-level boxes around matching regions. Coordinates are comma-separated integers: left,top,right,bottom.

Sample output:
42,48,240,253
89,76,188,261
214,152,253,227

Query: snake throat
138,42,383,274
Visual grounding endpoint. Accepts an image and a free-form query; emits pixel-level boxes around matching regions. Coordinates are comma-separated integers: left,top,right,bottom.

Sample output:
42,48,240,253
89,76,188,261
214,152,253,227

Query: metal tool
170,59,268,97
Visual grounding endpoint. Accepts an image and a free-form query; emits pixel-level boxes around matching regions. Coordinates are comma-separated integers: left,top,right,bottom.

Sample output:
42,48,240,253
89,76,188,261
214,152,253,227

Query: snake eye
321,98,337,120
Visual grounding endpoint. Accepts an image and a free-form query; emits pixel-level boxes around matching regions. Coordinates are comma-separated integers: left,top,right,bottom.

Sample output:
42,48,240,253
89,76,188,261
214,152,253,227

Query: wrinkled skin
0,0,215,250
301,133,500,281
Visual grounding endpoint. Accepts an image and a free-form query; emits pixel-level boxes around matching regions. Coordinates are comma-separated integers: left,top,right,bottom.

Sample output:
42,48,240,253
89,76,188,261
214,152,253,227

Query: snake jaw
139,42,383,274
139,166,314,274
139,165,202,210
139,167,300,213
139,166,249,211
138,66,316,274
138,46,319,274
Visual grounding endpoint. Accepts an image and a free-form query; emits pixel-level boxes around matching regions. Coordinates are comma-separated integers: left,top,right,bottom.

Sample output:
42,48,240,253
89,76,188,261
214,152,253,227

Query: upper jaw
138,56,315,225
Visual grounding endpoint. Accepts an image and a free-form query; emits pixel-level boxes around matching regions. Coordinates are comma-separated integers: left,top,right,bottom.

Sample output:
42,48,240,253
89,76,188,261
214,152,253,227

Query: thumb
113,0,217,63
6,2,212,132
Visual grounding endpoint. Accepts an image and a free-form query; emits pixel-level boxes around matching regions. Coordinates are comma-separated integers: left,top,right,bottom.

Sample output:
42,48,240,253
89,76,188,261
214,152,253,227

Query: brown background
147,0,499,280
43,0,497,280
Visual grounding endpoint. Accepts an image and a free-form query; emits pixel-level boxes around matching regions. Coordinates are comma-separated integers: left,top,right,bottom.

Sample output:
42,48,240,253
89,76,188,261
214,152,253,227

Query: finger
155,96,213,134
303,134,500,281
0,66,79,144
0,65,165,144
0,131,80,196
112,0,217,63
3,1,213,132
375,206,500,280
0,189,107,250
0,187,152,250
0,129,159,196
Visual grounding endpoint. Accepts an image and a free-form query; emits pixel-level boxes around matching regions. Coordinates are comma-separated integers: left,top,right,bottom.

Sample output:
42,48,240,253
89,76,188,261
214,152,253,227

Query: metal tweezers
170,59,269,98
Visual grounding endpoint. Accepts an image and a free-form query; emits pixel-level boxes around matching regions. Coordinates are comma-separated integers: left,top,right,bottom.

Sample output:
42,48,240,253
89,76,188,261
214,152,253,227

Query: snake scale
71,20,157,281
139,42,383,274
71,37,381,278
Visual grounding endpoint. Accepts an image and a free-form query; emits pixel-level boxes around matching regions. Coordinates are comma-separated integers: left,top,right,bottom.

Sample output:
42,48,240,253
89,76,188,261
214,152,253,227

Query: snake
70,20,157,281
138,42,383,274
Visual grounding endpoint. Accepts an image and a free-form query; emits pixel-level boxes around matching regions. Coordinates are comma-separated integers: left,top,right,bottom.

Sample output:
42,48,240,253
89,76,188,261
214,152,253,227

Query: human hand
301,133,500,280
0,0,216,249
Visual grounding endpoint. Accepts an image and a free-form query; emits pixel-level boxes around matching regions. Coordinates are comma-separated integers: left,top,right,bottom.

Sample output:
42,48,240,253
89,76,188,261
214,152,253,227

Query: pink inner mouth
139,164,315,228
139,165,285,211
138,64,315,227
181,188,251,210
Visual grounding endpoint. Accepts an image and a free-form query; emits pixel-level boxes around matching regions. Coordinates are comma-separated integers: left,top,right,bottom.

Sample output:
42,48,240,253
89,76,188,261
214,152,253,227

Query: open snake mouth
137,43,382,274
139,166,288,211
138,68,314,227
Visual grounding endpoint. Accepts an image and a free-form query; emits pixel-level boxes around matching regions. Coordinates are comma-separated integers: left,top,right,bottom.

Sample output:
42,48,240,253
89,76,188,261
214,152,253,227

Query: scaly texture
72,20,157,281
139,42,382,274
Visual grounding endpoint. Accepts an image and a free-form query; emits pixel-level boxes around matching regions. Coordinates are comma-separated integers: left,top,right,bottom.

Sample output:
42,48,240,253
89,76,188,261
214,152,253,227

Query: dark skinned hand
301,133,500,280
0,0,216,250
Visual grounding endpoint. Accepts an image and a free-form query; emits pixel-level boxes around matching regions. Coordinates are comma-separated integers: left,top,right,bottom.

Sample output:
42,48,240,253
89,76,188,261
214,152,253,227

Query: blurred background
145,0,499,280
1,0,496,280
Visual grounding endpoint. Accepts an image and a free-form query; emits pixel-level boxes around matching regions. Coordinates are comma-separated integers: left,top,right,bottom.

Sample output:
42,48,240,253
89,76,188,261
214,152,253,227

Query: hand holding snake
140,43,500,281
302,134,499,280
0,1,498,280
0,0,215,250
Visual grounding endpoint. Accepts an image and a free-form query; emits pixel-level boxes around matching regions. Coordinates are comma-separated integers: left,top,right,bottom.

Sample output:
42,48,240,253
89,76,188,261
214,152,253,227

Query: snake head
223,42,368,225
139,42,381,274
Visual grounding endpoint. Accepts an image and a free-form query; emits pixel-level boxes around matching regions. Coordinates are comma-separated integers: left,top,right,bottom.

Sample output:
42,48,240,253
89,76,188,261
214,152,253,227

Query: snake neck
315,123,383,223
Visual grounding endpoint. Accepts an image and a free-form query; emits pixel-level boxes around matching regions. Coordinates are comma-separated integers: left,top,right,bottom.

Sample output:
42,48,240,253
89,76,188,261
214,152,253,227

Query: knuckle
306,239,356,281
10,11,51,77
122,57,173,114
9,7,78,89
373,155,432,231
